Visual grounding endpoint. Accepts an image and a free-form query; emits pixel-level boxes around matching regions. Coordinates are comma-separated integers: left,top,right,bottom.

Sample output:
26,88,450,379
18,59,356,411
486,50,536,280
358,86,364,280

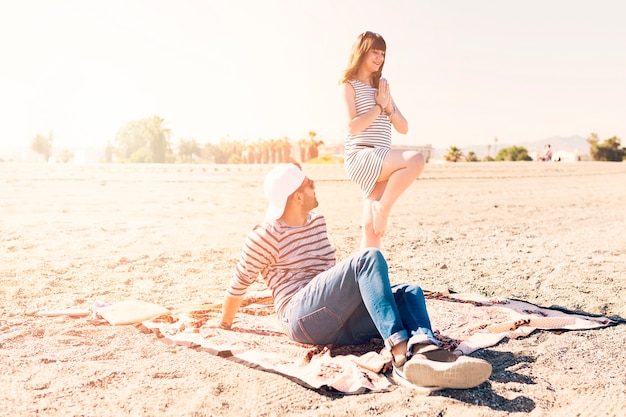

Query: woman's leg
371,149,424,237
283,248,409,350
360,185,384,249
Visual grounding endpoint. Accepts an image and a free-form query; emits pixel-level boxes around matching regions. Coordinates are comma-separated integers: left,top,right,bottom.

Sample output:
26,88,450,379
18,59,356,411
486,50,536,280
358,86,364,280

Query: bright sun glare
31,56,154,147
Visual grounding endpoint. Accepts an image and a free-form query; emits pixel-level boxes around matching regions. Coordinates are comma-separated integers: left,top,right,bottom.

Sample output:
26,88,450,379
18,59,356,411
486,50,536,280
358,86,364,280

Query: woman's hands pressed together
375,78,391,110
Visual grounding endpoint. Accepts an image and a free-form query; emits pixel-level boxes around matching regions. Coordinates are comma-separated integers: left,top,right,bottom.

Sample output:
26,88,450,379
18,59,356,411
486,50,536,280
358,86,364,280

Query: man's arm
221,225,272,329
220,295,244,329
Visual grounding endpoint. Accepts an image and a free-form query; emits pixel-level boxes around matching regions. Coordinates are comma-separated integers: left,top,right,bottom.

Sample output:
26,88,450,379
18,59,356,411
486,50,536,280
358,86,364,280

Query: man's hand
221,295,243,330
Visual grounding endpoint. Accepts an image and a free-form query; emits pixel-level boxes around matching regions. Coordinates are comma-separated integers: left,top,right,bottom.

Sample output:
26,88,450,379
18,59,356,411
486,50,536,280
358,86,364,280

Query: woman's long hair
340,31,387,88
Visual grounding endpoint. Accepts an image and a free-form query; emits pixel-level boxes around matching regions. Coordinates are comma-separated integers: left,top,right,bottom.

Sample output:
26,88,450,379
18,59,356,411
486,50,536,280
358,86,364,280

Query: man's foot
371,201,388,237
393,356,491,390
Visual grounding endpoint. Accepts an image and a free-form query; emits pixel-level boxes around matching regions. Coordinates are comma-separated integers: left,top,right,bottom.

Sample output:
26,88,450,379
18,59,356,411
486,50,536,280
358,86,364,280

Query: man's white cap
264,164,305,222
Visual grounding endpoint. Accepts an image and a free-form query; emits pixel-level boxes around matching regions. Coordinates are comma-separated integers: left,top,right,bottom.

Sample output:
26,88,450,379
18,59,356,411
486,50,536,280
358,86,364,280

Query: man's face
297,177,318,212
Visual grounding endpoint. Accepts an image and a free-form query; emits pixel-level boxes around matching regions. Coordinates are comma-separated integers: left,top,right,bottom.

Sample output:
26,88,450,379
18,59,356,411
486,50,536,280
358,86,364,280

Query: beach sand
2,161,625,416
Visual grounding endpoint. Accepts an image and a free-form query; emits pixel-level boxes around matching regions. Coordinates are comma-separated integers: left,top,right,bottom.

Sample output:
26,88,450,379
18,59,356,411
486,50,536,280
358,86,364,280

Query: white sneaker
400,356,492,389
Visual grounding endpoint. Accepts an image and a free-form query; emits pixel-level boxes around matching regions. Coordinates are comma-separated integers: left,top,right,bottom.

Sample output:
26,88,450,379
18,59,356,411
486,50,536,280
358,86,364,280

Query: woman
340,31,425,248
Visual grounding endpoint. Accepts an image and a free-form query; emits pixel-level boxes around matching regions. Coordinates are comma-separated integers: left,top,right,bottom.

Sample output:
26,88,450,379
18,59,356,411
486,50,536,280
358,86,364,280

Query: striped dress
344,79,392,198
226,212,336,320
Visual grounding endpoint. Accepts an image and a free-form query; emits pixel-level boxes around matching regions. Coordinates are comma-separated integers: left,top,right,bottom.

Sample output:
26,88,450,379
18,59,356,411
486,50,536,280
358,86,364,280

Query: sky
1,0,625,151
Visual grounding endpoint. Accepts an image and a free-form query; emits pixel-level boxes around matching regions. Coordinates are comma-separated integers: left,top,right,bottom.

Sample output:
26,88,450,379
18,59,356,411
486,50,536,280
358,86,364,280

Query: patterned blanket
136,291,616,394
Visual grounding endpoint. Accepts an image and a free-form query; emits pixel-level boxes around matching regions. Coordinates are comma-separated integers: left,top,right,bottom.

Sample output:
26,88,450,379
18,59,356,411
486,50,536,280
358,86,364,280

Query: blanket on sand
101,291,615,395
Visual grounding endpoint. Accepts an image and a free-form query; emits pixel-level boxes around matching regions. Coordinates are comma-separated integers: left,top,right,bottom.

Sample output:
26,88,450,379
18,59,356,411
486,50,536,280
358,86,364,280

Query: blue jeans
282,248,437,351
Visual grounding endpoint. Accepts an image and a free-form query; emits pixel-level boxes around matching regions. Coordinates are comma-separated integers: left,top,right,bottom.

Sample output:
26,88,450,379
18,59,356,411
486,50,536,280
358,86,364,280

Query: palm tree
31,130,54,162
298,138,307,162
146,116,171,163
178,138,201,163
464,151,479,162
444,146,464,162
114,115,172,163
59,148,74,163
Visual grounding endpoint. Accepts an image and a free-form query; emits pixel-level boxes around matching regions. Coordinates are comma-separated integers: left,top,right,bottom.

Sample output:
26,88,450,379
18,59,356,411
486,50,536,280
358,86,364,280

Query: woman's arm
386,97,408,134
340,83,385,136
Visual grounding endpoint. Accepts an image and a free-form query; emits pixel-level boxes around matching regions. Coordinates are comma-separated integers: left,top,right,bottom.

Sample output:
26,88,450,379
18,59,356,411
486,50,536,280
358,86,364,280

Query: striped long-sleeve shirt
226,212,336,319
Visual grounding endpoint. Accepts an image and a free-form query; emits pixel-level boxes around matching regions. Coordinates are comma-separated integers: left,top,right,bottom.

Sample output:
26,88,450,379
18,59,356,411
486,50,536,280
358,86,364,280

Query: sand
1,161,625,417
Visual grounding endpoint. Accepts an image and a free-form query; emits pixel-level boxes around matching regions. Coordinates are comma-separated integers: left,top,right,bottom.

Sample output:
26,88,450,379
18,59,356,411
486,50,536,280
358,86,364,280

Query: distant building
551,150,589,162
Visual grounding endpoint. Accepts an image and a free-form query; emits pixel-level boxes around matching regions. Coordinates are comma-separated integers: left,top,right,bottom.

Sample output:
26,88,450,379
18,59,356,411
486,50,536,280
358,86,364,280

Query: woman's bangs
370,35,386,52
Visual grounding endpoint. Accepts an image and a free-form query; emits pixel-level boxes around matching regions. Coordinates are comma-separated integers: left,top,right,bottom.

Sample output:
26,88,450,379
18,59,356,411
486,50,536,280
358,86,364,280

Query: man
221,163,491,390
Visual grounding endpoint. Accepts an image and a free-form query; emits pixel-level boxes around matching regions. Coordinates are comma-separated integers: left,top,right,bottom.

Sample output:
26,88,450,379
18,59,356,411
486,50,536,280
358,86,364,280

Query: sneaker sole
403,357,492,389
392,366,444,394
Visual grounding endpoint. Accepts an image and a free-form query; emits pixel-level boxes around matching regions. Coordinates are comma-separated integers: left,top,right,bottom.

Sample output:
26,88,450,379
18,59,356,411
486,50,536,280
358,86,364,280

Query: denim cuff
384,329,409,350
406,328,438,354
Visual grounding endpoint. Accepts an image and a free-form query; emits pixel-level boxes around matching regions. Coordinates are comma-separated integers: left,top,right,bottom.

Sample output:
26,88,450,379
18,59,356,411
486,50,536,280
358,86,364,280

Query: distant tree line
444,133,625,162
105,116,324,164
28,116,325,164
28,117,625,163
445,144,533,162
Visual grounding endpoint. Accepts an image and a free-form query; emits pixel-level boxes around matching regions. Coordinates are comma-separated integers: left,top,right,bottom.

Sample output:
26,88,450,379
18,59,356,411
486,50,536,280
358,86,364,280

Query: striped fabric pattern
344,79,392,197
226,212,336,319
